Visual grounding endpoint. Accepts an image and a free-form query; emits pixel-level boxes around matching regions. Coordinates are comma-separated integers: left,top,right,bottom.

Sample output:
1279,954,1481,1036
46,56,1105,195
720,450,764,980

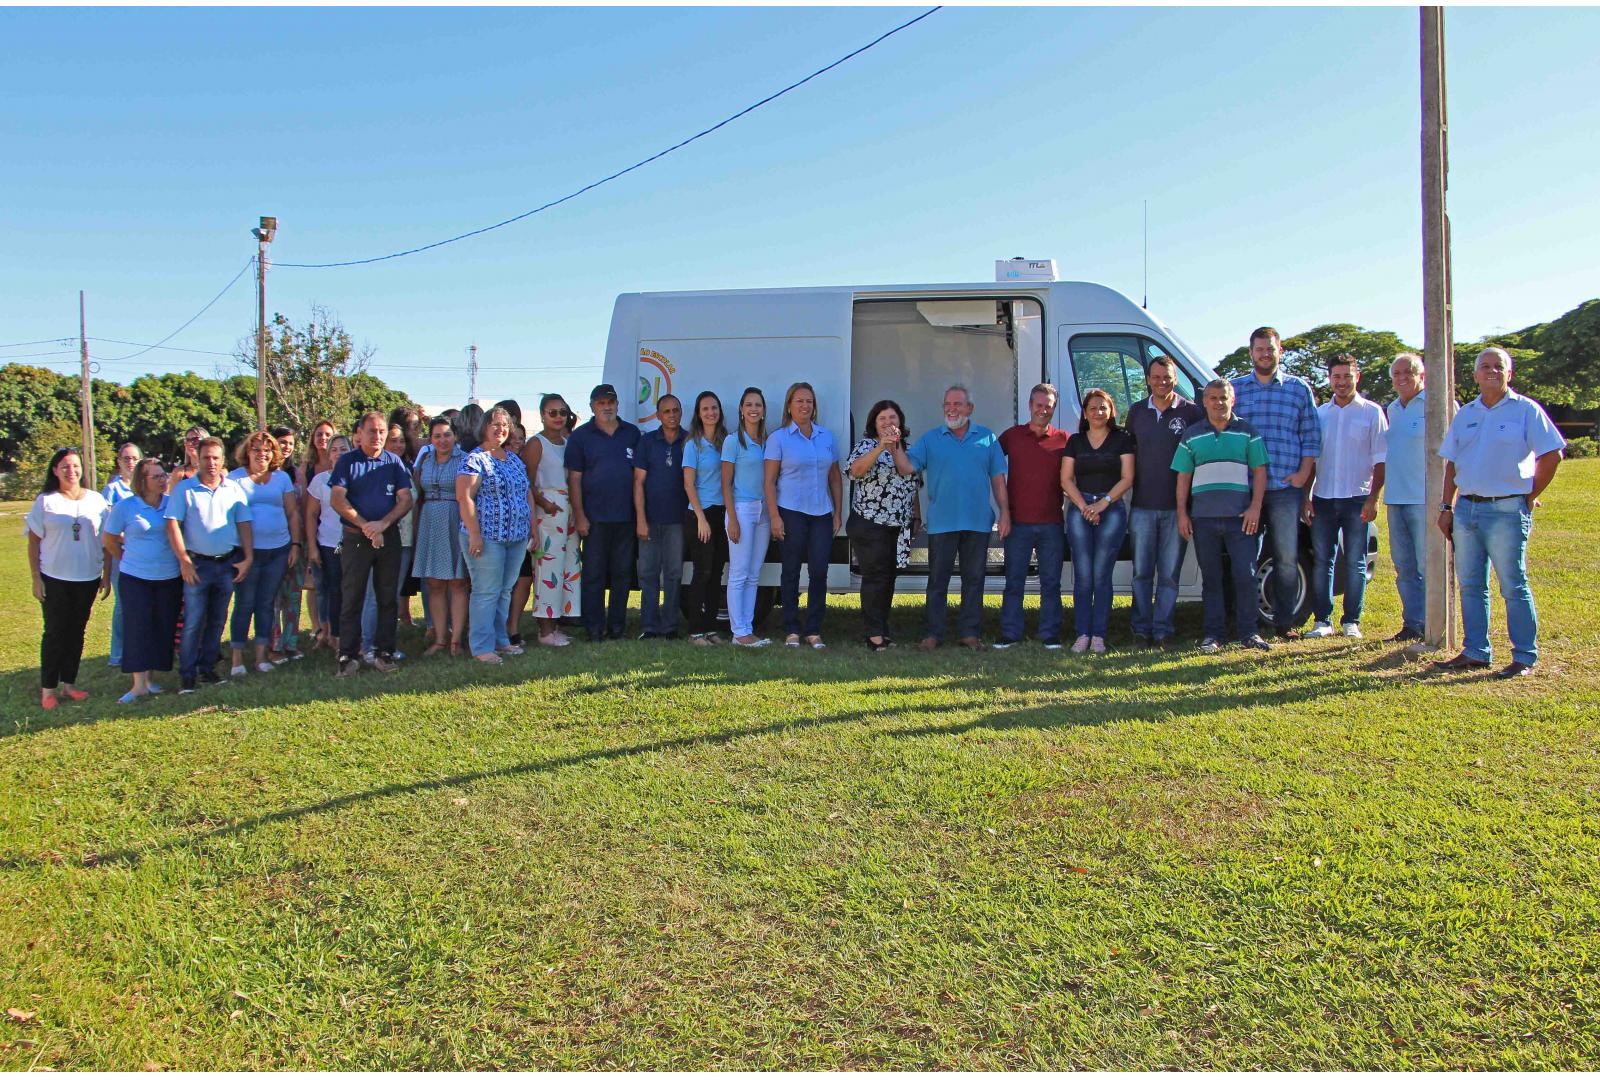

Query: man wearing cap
567,383,642,642
1433,347,1566,679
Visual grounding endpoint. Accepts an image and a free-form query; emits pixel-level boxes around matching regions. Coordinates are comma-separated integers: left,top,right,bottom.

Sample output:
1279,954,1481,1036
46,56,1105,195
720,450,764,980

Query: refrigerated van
601,279,1340,624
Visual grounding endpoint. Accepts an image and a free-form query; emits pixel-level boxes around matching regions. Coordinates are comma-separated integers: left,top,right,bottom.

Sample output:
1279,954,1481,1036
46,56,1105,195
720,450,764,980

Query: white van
601,277,1349,626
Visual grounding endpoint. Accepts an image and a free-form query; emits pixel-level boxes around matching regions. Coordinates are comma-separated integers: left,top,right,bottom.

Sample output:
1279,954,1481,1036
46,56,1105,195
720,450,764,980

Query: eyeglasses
545,409,569,418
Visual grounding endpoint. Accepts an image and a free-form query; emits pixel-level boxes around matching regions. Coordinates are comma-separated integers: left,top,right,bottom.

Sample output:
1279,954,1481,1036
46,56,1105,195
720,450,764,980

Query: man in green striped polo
1174,379,1271,653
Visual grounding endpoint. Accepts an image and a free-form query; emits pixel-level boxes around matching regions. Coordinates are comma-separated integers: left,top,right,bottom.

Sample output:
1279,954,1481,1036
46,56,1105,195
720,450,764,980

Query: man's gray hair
1477,346,1514,372
1391,352,1425,376
944,383,972,404
1203,378,1235,398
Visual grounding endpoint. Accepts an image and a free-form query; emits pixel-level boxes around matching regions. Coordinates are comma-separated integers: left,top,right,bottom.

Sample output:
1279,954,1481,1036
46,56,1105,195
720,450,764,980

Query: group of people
24,327,1567,708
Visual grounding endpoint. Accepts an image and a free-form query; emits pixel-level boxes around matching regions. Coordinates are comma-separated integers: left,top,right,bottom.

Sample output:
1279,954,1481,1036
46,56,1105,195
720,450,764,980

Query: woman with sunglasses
26,448,111,709
524,394,579,646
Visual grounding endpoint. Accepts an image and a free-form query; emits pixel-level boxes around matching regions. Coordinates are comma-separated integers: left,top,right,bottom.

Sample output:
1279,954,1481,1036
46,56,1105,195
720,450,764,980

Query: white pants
725,499,771,638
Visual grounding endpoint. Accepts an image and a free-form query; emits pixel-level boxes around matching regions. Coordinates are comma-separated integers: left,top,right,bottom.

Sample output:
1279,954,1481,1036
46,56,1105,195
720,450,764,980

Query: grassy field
2,462,1597,1069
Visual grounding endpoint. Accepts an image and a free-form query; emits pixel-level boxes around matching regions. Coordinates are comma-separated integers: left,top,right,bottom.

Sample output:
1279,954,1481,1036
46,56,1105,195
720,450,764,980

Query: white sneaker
1341,623,1363,638
255,662,275,674
1089,636,1107,654
229,664,248,677
1071,635,1090,653
1306,621,1335,638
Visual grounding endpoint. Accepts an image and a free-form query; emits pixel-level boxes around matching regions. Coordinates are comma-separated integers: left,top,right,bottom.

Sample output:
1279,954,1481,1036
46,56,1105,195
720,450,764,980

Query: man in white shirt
1304,354,1386,638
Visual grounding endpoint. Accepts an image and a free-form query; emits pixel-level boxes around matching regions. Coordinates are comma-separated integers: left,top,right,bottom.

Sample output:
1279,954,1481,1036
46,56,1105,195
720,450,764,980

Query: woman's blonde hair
780,381,818,429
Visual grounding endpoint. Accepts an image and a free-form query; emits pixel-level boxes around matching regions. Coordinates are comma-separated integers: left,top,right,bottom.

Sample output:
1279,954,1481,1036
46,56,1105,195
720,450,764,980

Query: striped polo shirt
1171,415,1270,518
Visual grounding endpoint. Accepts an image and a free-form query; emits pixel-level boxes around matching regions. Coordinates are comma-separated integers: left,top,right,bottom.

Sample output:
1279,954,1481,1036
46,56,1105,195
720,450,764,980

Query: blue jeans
180,555,239,680
230,544,290,649
1453,496,1538,666
317,545,343,637
108,560,125,666
637,522,685,636
779,508,832,637
1191,516,1261,642
1130,507,1185,640
463,537,524,655
1311,496,1370,625
1387,503,1427,634
925,530,988,642
999,522,1064,642
1065,496,1128,638
1261,486,1307,631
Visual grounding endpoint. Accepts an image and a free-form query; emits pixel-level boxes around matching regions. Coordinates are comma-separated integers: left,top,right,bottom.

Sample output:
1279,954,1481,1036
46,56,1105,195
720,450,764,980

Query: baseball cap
589,383,618,402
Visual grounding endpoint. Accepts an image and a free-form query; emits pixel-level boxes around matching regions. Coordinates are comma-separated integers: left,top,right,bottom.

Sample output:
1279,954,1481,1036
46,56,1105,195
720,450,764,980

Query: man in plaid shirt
1230,326,1322,637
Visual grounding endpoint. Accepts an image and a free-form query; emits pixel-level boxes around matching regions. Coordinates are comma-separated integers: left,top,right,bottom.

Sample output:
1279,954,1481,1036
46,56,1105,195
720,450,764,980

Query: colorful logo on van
638,348,676,424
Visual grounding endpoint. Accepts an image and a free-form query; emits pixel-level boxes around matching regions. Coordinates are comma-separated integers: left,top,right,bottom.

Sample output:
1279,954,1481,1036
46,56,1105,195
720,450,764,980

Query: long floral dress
531,432,580,618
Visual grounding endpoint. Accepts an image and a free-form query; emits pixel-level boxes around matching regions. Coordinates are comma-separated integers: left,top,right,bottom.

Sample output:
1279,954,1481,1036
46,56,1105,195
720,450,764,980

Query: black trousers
40,574,99,689
581,520,637,640
681,505,728,635
848,513,900,639
339,525,401,660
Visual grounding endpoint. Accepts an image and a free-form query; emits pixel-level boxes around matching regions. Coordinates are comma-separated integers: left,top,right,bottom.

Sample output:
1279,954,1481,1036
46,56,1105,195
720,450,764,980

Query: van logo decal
639,348,676,424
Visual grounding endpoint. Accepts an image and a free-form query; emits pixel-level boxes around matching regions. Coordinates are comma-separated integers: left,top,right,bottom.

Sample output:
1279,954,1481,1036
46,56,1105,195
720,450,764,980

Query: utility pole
252,216,278,429
78,291,97,489
1420,6,1457,652
468,343,478,404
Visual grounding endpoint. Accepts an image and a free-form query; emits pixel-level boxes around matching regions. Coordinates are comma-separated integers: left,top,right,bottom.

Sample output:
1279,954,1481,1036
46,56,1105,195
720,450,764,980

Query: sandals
804,635,827,650
784,634,801,648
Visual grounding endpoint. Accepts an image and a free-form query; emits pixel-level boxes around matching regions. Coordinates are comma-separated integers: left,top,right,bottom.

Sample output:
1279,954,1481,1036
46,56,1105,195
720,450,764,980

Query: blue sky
3,5,1597,413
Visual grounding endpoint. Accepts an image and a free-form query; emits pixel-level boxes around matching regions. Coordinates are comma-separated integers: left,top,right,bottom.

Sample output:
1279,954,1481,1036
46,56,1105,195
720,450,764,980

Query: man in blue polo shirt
165,436,254,692
1231,326,1322,638
567,383,642,642
1433,347,1566,679
900,384,1010,651
633,394,689,639
328,411,414,676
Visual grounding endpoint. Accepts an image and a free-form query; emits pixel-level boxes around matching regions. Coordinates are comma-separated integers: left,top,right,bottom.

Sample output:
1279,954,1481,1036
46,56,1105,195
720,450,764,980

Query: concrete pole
78,291,97,490
1420,6,1457,651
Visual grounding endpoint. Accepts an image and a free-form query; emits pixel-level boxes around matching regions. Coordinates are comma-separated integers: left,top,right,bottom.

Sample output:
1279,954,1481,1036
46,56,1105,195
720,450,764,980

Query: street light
252,216,277,427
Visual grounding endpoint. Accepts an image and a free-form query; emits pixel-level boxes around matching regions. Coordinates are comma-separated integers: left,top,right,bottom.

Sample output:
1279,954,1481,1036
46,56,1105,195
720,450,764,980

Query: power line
0,349,79,361
89,337,234,356
93,258,256,362
278,7,942,269
0,337,73,350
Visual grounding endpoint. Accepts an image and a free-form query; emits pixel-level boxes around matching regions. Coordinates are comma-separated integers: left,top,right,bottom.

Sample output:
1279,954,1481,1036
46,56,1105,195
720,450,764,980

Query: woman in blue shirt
682,390,729,644
227,432,302,677
457,407,533,663
103,458,182,704
722,387,772,647
763,381,843,648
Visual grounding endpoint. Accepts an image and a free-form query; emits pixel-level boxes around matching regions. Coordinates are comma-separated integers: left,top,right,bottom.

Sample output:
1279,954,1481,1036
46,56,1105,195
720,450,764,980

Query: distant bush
1564,436,1597,458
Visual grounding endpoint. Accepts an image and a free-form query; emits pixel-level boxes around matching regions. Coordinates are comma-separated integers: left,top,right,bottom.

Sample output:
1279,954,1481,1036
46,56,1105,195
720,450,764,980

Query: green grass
2,462,1598,1069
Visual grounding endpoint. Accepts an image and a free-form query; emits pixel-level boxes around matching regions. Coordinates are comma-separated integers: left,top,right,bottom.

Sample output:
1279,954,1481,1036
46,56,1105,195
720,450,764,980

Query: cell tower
467,343,478,403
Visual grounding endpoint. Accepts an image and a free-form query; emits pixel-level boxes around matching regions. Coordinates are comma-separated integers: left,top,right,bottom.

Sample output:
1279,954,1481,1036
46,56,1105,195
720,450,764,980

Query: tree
237,304,395,433
0,364,80,470
1520,298,1600,417
1215,323,1417,402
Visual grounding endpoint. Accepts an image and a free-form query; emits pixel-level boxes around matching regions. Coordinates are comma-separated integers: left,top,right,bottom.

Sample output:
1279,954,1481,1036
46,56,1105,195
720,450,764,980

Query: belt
1460,493,1522,502
190,548,239,563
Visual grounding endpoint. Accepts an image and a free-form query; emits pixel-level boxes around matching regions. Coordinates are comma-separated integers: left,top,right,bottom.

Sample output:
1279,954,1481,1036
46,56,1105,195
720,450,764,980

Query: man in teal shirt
900,385,1010,650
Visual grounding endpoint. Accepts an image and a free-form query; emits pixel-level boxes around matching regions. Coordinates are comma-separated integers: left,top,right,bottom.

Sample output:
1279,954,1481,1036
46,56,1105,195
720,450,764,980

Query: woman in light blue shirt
101,441,142,670
103,458,182,704
227,431,301,677
682,390,728,644
763,381,843,648
722,387,773,647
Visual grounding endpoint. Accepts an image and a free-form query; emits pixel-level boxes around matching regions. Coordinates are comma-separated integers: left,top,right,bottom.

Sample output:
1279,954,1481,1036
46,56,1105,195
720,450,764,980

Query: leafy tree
1215,324,1416,403
1521,298,1600,418
237,304,399,434
0,364,80,468
0,417,115,500
113,371,257,463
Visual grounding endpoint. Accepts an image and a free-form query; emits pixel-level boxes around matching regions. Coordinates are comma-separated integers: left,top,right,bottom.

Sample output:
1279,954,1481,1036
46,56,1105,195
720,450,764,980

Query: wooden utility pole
252,216,277,429
1420,6,1457,651
78,291,97,490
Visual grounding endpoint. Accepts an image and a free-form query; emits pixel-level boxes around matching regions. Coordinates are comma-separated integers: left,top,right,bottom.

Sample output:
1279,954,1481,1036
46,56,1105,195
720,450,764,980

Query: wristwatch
1438,502,1453,513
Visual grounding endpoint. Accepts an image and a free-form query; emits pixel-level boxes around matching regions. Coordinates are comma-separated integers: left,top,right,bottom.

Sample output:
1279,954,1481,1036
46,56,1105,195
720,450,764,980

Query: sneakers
991,638,1019,650
255,661,275,674
1198,637,1222,654
732,635,771,648
1070,635,1091,654
1341,623,1362,639
1387,627,1423,643
179,677,198,694
1041,637,1063,650
230,664,250,677
198,671,226,687
1306,621,1335,638
1241,634,1273,651
1089,636,1107,654
368,654,399,673
498,644,525,656
335,658,362,678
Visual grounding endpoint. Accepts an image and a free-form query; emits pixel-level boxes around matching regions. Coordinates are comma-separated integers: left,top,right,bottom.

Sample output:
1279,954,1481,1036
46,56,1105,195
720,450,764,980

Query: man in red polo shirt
995,383,1069,648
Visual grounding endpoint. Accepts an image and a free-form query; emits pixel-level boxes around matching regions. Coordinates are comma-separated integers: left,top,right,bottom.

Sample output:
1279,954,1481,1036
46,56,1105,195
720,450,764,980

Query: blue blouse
228,467,296,549
460,448,531,543
684,435,724,509
106,495,181,581
721,430,767,503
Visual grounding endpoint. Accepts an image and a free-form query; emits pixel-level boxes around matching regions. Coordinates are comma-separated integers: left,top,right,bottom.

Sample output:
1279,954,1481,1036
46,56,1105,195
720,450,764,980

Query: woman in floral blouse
846,400,918,651
457,407,533,664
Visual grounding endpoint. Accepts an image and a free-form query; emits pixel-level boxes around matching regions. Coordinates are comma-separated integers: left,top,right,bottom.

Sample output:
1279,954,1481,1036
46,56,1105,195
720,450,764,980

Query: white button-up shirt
1313,394,1388,499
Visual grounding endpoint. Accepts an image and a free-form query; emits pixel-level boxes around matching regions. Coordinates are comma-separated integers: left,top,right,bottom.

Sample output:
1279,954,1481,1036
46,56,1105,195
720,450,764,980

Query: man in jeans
1305,354,1387,638
165,437,254,692
633,394,688,639
900,385,1010,651
1231,326,1321,637
1125,356,1205,648
329,411,414,676
995,383,1067,649
1174,380,1271,653
1378,353,1429,642
568,383,642,642
1433,347,1566,679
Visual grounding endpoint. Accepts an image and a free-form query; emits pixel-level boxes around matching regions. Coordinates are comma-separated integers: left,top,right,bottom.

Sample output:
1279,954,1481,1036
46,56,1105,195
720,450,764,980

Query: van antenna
1142,200,1148,309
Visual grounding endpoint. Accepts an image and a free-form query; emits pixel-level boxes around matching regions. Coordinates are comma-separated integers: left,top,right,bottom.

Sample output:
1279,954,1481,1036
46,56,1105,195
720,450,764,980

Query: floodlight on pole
252,216,277,428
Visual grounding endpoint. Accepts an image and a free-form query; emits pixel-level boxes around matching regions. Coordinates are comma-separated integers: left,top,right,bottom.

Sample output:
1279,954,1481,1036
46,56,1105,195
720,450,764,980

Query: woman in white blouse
25,448,110,709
